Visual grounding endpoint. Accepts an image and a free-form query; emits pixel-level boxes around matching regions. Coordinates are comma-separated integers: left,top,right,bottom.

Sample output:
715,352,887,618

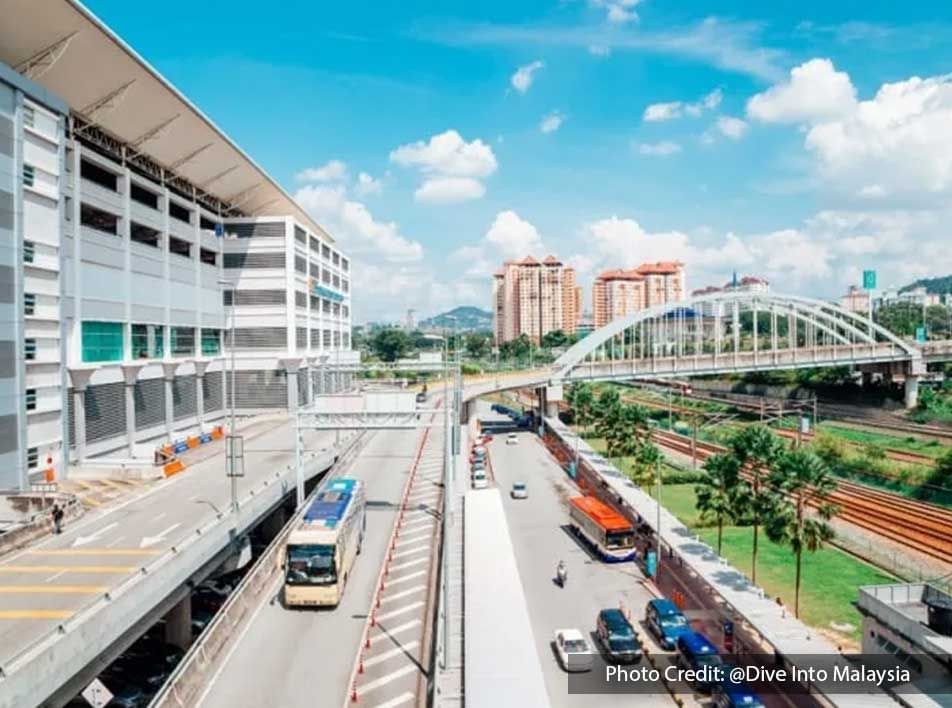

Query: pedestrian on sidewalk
51,503,64,535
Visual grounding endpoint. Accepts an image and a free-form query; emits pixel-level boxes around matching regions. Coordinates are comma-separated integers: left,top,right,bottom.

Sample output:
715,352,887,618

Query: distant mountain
901,275,952,294
419,306,492,332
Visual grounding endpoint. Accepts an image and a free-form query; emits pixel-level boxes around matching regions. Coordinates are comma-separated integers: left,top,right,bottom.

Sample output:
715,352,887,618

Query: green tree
728,426,784,585
695,453,746,555
631,438,663,488
541,329,569,349
465,332,490,359
369,327,412,362
567,382,596,437
499,334,533,361
592,388,622,441
765,449,839,617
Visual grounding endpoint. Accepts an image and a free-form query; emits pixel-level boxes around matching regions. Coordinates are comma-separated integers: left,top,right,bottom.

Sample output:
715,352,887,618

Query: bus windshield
606,530,635,549
286,544,337,585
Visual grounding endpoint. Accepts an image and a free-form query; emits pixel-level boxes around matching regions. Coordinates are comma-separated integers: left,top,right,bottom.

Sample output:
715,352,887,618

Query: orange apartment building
493,256,579,345
592,261,685,328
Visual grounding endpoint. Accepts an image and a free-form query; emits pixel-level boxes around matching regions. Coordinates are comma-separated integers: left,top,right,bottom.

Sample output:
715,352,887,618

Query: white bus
284,478,366,607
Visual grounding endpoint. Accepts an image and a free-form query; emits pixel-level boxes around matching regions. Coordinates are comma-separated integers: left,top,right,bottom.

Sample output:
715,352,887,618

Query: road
196,424,426,708
0,416,338,669
484,403,676,708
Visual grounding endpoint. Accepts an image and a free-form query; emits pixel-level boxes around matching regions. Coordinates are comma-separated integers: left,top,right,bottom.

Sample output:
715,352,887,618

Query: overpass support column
161,363,179,439
192,360,211,429
460,399,473,425
165,593,192,650
281,358,303,413
545,384,563,419
67,368,95,465
120,365,144,457
904,375,920,409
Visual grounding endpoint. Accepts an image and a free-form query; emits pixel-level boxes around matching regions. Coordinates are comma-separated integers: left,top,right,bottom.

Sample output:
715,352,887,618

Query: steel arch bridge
551,291,923,383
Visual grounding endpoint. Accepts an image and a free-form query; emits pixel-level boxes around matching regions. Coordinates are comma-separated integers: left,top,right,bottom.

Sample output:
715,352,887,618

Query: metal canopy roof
0,0,332,240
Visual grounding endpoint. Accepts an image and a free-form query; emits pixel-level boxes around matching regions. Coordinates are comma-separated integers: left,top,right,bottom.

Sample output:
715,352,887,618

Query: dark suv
595,608,642,663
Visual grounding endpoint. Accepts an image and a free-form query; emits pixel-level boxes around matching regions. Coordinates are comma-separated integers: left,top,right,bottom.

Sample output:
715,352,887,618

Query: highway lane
484,405,676,708
196,424,424,708
0,415,340,667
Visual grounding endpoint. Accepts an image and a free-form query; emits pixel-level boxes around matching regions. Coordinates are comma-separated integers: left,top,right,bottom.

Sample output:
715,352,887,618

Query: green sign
916,326,927,343
863,270,877,290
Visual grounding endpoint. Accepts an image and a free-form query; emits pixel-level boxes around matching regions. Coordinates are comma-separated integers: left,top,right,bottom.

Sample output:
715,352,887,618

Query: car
471,459,486,470
506,433,518,445
596,608,642,663
472,472,489,489
472,445,487,457
645,598,691,650
713,665,766,708
675,631,723,693
511,482,528,499
553,628,594,672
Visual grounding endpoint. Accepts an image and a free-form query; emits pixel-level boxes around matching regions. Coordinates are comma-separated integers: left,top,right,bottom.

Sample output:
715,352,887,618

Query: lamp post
218,279,239,513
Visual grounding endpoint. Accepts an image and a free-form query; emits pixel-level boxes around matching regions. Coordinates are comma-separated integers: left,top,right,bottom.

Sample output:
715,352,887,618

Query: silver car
511,482,528,499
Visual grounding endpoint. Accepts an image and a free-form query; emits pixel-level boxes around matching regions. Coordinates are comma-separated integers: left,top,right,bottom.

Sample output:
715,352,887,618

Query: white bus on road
284,478,366,607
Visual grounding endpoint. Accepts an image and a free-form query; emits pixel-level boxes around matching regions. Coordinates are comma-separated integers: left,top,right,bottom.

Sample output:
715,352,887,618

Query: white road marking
396,529,433,543
153,512,167,522
392,546,429,560
363,642,420,668
375,601,424,622
388,557,429,573
105,536,125,548
44,569,67,583
71,521,119,548
384,570,427,587
375,618,421,636
381,584,426,602
358,665,417,694
371,691,415,708
140,522,182,548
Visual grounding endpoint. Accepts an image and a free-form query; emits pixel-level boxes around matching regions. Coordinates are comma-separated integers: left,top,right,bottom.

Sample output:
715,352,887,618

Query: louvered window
296,327,307,349
223,252,285,269
223,289,287,305
226,327,287,350
25,338,36,361
333,331,341,347
294,226,307,244
173,376,197,420
25,389,37,411
343,332,350,347
171,327,195,356
309,236,321,253
27,447,38,469
23,240,35,263
225,370,287,408
134,378,165,431
311,329,321,346
295,255,307,273
226,222,285,239
295,291,307,308
323,330,332,347
24,293,36,316
85,382,125,442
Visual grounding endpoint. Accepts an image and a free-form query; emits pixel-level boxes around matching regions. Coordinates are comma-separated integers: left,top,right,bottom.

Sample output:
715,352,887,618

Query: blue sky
86,0,952,322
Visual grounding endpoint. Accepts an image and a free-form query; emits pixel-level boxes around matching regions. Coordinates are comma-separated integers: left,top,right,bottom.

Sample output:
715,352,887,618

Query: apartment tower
492,255,578,345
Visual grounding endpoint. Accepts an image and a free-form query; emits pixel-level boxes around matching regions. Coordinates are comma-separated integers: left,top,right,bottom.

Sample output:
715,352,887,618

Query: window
25,389,37,411
65,196,73,222
295,291,307,308
321,270,331,285
171,327,195,356
23,241,35,264
80,159,118,191
22,164,35,187
223,289,286,306
82,321,124,362
322,299,331,314
200,248,217,266
223,252,285,269
200,216,219,232
131,323,164,359
201,328,221,355
80,203,119,235
322,244,331,259
27,447,38,470
294,226,307,244
323,330,332,347
343,332,350,347
25,338,36,360
310,236,321,253
23,105,35,129
295,255,307,274
342,279,349,293
332,302,341,316
130,183,159,210
131,222,160,248
24,293,35,316
169,201,191,224
169,236,191,259
333,252,340,266
342,305,349,318
332,274,340,289
341,257,349,272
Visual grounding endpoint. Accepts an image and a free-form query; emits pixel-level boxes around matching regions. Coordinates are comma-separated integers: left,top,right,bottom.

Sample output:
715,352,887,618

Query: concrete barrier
0,493,83,557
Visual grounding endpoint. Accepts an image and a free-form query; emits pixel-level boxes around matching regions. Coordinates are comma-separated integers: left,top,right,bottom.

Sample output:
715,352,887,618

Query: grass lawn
818,423,949,459
650,484,895,644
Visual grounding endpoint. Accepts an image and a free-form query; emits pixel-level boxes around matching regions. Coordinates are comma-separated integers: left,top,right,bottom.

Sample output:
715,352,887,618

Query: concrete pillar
120,364,144,457
306,358,315,404
904,375,920,409
193,360,211,429
281,358,303,413
67,369,96,464
161,362,179,439
545,384,563,419
164,593,192,650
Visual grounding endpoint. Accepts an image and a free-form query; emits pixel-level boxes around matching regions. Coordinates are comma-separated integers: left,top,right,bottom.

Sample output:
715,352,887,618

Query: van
675,631,723,693
595,608,641,663
645,598,690,650
713,666,766,708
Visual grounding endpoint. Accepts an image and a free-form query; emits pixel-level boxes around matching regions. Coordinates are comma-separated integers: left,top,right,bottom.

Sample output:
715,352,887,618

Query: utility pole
655,457,662,579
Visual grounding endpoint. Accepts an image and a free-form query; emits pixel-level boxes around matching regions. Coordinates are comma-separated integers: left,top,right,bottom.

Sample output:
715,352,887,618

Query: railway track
651,429,952,565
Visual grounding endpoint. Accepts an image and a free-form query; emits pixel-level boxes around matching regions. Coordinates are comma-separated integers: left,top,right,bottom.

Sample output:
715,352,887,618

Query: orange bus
568,496,636,562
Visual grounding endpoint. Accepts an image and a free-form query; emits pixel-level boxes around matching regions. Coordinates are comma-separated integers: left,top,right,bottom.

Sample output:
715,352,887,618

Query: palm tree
765,448,839,617
593,388,622,445
695,453,747,555
631,438,663,488
728,426,784,585
568,383,595,438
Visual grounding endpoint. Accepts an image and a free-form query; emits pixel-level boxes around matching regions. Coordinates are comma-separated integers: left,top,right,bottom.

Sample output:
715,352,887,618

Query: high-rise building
592,262,685,329
0,3,353,489
492,255,578,345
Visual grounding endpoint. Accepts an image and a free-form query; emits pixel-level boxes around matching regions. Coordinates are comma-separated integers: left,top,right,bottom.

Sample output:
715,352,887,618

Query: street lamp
218,278,239,513
423,332,452,671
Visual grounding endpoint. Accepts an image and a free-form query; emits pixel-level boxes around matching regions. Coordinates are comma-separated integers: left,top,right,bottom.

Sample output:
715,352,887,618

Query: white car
554,628,594,672
472,472,489,490
506,433,518,445
511,482,528,499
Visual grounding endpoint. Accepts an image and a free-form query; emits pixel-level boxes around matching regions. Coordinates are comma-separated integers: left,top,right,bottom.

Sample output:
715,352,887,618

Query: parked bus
284,478,366,607
568,496,636,562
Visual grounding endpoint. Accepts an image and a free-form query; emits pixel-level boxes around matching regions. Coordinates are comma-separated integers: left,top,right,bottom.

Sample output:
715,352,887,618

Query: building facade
840,285,872,314
0,2,352,489
592,261,685,329
492,255,578,345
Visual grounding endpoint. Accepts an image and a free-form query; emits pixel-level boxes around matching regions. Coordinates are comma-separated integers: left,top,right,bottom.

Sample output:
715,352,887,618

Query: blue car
645,598,690,650
675,631,723,693
714,666,766,708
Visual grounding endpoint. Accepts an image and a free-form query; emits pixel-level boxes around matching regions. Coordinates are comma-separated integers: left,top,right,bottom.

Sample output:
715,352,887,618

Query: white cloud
701,88,723,110
510,60,544,94
295,159,348,183
390,130,498,178
355,172,382,196
484,210,545,259
716,115,748,140
540,111,565,134
643,102,682,122
414,176,486,204
747,58,857,124
637,141,682,156
857,184,886,199
294,184,423,263
591,0,642,24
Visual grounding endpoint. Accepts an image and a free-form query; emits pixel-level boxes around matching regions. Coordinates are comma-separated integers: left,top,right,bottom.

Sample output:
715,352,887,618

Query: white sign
82,678,113,708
